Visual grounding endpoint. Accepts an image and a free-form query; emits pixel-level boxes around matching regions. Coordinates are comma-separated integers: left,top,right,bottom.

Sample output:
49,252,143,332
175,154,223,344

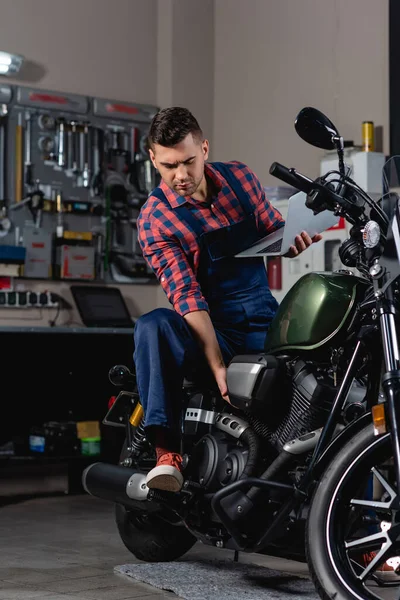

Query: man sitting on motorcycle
135,106,321,492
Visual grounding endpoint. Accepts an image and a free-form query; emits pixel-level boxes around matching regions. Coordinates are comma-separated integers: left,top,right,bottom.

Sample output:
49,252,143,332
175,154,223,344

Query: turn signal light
372,403,387,436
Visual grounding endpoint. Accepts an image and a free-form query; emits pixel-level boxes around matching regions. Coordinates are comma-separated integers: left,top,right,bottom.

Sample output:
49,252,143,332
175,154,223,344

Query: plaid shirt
137,161,284,317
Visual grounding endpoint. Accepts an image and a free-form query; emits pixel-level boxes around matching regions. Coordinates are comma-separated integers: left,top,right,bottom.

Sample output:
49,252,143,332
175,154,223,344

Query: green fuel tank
265,272,369,353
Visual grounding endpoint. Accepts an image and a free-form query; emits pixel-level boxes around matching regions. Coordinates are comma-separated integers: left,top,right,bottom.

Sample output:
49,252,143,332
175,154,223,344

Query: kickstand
234,551,239,563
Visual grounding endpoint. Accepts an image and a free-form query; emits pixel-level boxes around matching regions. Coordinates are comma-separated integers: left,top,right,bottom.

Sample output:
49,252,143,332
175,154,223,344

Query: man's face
149,133,209,197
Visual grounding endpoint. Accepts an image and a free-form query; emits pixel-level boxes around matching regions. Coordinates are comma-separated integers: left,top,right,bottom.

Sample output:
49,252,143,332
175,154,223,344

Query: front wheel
307,424,400,600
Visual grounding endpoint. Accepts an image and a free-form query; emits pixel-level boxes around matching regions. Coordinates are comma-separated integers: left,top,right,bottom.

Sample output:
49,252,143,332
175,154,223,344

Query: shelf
0,454,101,464
0,325,134,334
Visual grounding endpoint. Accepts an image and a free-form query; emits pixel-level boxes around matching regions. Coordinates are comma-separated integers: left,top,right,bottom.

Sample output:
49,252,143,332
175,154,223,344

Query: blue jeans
133,308,266,432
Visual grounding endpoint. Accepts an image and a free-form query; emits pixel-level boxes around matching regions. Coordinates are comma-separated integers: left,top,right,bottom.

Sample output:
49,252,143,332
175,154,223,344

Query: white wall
0,0,158,104
157,0,215,142
213,0,389,185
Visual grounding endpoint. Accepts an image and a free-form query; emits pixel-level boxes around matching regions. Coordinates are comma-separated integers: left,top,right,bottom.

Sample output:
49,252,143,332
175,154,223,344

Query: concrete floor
0,493,310,600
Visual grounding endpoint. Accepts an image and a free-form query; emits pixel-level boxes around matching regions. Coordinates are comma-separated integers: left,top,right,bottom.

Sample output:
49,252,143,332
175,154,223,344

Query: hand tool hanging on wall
10,181,45,229
38,135,55,160
24,111,34,190
107,128,130,173
66,125,73,170
0,107,11,236
128,127,156,199
0,201,11,237
57,118,66,168
29,183,45,229
38,114,56,131
140,134,158,194
15,113,23,203
55,190,64,238
0,104,7,201
128,127,145,198
71,120,79,175
91,127,105,197
81,122,90,188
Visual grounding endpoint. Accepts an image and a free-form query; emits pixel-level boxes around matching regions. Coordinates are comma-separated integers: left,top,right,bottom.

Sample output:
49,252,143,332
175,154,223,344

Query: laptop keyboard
256,239,283,254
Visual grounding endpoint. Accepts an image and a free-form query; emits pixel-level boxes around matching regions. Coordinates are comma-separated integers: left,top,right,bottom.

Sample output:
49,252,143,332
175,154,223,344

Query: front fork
375,271,400,491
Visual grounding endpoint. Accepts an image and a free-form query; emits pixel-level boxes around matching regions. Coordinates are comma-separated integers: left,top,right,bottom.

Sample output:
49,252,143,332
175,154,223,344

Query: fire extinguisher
267,257,282,290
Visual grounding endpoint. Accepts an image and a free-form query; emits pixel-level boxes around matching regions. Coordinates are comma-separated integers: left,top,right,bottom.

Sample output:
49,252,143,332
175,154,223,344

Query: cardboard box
76,421,100,440
23,229,52,278
60,245,95,280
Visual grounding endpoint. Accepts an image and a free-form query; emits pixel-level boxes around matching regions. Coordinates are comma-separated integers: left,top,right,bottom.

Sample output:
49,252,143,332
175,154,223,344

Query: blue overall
134,162,280,432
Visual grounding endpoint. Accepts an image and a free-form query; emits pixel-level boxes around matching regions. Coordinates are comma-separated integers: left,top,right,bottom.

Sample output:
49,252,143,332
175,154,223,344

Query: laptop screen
70,285,134,328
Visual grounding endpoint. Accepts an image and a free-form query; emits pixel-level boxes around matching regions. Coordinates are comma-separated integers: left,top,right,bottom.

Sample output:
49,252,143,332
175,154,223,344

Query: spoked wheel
307,424,400,600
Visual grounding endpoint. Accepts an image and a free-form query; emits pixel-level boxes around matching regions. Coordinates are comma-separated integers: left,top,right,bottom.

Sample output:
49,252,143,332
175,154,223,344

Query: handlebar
269,162,315,195
269,160,368,224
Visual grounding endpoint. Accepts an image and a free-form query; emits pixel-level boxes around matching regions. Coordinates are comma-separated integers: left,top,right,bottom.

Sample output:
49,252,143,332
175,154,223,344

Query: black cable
343,177,389,225
323,174,389,226
49,303,61,327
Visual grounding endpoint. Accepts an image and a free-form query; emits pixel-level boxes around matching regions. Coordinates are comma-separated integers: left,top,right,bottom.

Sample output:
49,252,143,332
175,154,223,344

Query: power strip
0,291,65,308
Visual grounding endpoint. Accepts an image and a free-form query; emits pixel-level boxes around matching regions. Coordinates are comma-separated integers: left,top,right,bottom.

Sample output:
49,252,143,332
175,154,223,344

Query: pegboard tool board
0,84,160,283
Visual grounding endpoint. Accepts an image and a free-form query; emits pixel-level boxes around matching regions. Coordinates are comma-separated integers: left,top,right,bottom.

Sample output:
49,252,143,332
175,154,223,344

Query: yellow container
362,121,374,152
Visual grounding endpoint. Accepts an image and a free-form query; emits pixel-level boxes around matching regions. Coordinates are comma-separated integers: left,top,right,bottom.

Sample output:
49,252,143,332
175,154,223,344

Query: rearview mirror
295,107,340,151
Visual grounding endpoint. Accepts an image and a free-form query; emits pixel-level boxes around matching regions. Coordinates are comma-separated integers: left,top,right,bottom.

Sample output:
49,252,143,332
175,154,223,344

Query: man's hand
285,231,323,258
184,310,231,404
214,365,231,404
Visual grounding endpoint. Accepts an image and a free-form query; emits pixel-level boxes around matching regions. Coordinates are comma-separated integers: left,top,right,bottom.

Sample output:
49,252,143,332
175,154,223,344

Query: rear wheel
306,424,400,600
115,436,196,562
115,505,196,562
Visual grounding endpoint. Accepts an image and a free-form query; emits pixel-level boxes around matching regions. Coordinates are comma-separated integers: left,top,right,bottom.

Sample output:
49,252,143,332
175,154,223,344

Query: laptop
70,285,135,328
236,191,339,257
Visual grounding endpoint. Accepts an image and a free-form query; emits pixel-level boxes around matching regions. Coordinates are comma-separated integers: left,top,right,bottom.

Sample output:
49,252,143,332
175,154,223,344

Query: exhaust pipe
82,462,160,511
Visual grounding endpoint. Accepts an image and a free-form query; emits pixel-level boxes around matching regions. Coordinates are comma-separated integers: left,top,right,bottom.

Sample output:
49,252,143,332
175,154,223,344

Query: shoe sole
146,465,184,493
375,572,400,582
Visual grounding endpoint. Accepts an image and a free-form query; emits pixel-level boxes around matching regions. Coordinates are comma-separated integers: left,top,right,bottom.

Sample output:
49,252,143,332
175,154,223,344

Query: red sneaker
362,551,400,582
145,452,183,492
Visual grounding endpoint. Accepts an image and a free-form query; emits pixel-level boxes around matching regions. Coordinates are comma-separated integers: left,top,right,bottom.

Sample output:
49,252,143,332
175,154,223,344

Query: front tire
306,424,398,600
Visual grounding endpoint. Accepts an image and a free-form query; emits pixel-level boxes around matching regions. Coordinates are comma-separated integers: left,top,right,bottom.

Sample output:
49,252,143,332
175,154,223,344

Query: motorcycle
82,107,400,600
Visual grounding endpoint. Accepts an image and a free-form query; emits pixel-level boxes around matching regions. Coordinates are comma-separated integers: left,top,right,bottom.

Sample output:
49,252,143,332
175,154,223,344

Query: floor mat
115,558,319,599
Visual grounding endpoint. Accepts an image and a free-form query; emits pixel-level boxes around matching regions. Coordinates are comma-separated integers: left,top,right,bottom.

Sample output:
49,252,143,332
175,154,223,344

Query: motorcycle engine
227,355,339,451
187,431,248,493
182,357,365,491
182,388,250,492
253,360,343,450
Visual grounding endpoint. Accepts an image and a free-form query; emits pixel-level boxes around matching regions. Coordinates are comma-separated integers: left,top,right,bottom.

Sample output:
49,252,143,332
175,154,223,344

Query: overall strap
211,161,254,216
149,187,168,202
149,187,204,238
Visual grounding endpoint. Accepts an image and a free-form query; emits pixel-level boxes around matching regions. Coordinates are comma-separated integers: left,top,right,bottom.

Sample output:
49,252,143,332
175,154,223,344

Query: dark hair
148,107,203,150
